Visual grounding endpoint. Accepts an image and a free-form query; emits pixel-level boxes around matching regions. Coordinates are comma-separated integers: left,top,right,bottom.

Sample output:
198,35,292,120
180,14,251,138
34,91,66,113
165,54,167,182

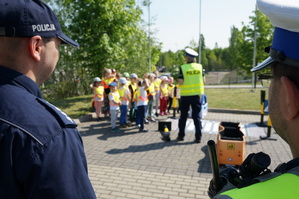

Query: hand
208,179,219,198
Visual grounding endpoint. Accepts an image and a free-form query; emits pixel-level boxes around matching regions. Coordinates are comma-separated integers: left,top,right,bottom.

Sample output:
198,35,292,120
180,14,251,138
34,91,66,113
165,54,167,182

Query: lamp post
148,1,151,73
252,4,258,90
198,0,202,64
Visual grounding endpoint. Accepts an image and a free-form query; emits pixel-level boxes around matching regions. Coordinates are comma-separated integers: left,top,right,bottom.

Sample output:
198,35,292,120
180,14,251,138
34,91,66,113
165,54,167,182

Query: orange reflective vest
102,77,115,89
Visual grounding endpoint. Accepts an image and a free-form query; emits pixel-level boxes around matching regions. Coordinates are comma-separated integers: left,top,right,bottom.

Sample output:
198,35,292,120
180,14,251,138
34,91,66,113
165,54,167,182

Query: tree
42,0,161,99
230,10,273,76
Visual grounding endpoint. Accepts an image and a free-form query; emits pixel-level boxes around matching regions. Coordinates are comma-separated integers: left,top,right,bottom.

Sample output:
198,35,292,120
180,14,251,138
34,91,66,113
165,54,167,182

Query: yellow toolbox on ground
217,122,245,166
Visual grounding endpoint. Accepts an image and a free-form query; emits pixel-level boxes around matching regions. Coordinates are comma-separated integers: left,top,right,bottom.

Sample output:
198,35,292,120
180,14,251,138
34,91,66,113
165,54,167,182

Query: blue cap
252,0,299,72
108,82,118,87
0,0,79,47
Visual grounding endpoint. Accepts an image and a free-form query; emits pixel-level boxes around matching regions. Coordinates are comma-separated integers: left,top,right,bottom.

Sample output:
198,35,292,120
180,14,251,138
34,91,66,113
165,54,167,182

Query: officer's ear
29,35,43,62
280,76,299,120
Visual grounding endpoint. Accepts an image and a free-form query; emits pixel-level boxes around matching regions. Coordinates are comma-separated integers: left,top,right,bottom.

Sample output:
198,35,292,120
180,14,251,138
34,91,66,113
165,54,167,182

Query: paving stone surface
77,111,292,199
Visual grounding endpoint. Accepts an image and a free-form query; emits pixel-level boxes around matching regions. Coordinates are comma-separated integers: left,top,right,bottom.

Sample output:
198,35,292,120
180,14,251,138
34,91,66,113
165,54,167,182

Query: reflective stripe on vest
180,63,204,96
94,86,104,98
129,83,137,97
148,83,155,96
137,88,148,102
216,173,299,199
103,77,115,89
118,87,128,101
160,85,168,97
153,79,161,91
168,84,175,94
109,92,120,106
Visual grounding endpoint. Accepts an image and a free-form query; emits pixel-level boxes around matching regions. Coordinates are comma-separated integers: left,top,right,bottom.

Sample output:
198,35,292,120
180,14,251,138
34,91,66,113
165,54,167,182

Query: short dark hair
42,37,53,43
273,62,299,88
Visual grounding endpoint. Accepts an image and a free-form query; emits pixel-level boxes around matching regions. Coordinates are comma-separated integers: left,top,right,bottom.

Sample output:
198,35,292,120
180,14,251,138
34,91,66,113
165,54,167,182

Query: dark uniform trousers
178,95,202,140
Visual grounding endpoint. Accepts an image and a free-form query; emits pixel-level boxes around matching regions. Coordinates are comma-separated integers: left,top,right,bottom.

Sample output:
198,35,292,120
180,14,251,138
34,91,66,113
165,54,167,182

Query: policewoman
210,0,299,198
177,48,204,143
0,0,96,198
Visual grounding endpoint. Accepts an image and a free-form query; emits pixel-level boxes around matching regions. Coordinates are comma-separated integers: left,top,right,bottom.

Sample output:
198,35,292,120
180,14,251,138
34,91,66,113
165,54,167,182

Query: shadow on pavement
197,145,212,174
105,140,195,154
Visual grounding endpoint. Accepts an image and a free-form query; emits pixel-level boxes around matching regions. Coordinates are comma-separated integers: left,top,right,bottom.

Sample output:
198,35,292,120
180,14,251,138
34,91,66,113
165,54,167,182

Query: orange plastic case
216,122,245,166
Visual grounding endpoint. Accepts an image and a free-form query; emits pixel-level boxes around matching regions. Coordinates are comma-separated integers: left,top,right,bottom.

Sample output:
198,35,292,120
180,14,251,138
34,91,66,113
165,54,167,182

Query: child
90,77,104,121
128,73,138,122
118,77,131,128
108,82,120,132
159,76,169,116
167,76,175,114
123,72,130,84
135,78,149,132
153,70,161,116
147,73,156,122
176,84,181,113
102,68,115,118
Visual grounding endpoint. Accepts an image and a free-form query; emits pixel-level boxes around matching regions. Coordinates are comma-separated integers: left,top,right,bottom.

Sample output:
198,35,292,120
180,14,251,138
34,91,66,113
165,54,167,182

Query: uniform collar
0,65,43,98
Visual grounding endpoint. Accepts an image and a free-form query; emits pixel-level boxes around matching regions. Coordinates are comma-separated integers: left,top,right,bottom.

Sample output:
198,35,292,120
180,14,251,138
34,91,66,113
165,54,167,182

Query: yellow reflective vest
160,84,168,97
180,63,204,96
118,87,128,101
136,87,148,102
148,83,155,96
167,84,175,97
153,78,162,91
215,170,299,199
109,92,120,106
94,86,104,98
129,83,137,101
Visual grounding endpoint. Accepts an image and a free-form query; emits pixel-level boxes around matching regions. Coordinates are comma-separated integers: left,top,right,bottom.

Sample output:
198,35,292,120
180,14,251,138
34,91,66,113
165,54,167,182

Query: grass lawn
49,88,267,119
49,95,94,119
204,88,265,111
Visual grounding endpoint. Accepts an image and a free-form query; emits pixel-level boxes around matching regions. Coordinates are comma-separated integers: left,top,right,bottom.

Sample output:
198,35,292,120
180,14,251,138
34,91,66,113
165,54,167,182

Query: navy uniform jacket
0,66,96,199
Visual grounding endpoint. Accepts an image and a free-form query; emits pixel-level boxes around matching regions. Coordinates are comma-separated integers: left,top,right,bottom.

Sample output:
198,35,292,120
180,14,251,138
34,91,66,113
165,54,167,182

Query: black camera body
207,140,271,198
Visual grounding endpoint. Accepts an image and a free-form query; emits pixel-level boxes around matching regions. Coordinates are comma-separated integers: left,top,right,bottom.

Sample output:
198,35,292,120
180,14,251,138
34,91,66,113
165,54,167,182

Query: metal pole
148,1,151,73
198,0,202,64
252,4,257,90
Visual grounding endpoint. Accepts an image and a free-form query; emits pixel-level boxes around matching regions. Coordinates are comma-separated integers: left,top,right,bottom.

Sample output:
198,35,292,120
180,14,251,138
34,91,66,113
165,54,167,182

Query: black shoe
176,136,184,141
139,128,149,132
155,112,159,117
194,139,201,143
148,118,156,122
96,117,102,121
120,124,127,128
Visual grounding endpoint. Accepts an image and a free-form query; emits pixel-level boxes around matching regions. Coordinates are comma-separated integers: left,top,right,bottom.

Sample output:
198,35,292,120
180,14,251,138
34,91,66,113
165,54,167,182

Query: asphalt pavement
76,110,292,199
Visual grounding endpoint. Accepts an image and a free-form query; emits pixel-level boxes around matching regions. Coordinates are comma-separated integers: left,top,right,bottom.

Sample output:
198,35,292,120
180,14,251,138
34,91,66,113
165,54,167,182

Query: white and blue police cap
252,0,299,72
184,48,198,58
0,0,79,47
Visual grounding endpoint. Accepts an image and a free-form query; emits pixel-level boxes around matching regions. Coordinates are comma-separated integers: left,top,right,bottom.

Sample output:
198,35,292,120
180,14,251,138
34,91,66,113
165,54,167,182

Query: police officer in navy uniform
0,0,96,198
177,48,205,143
209,0,299,198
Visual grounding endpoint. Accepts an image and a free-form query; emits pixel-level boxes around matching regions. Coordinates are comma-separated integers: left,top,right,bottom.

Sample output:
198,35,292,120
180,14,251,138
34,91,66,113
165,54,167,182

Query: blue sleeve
16,128,96,199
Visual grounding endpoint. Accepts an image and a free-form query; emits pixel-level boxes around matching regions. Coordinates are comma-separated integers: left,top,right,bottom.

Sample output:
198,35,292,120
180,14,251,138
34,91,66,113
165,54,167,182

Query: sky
138,0,257,52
